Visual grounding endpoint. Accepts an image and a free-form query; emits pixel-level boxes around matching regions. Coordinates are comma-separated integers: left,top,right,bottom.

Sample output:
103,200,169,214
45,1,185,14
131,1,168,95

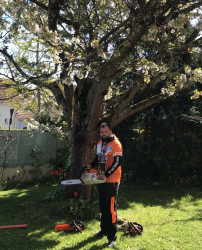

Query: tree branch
106,71,167,119
193,37,202,48
110,78,197,127
0,94,19,101
87,3,175,129
0,49,29,78
29,0,48,10
29,0,80,29
0,48,59,86
185,29,200,45
47,84,70,123
110,93,167,127
105,80,142,111
99,18,130,45
111,83,142,118
180,1,202,15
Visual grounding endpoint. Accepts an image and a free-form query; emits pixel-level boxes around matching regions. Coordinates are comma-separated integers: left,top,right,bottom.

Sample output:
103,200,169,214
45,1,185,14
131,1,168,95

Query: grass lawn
0,183,201,250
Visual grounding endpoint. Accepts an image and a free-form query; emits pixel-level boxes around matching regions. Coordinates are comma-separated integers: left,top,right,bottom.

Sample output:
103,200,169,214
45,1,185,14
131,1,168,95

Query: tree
0,0,201,179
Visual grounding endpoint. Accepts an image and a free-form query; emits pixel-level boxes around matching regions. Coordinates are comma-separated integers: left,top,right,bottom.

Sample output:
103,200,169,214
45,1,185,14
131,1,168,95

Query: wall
0,104,17,130
0,130,65,182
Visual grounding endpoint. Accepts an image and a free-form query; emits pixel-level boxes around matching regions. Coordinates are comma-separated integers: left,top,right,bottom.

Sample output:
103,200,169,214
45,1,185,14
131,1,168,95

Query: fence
0,130,65,181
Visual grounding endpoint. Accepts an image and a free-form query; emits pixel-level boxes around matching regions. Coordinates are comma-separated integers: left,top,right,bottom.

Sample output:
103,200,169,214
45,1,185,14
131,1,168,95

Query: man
87,122,123,248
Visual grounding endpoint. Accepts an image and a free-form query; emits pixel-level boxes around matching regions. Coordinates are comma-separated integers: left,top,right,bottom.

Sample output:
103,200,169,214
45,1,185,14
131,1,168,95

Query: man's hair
100,122,112,130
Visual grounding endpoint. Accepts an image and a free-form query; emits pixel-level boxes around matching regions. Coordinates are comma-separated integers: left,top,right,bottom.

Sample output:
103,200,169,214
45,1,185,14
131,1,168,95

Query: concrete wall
0,130,65,182
1,164,52,182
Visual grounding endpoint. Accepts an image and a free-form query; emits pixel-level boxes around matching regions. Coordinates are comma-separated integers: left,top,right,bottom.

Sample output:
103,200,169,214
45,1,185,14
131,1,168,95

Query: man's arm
97,156,122,180
105,155,122,177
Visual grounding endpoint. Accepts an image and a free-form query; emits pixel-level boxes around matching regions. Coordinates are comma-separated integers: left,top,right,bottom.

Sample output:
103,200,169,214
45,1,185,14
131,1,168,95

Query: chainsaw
128,222,143,235
61,166,106,186
55,220,84,233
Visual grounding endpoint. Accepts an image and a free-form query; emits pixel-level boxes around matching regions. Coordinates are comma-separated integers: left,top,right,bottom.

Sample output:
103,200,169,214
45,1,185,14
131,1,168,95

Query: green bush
44,186,99,220
116,116,201,185
50,144,71,173
52,197,99,220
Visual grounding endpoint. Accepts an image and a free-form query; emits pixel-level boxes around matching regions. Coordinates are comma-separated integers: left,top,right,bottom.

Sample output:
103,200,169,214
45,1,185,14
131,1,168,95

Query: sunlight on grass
16,191,29,197
117,186,202,249
0,189,20,197
28,229,44,236
0,188,34,199
172,193,194,204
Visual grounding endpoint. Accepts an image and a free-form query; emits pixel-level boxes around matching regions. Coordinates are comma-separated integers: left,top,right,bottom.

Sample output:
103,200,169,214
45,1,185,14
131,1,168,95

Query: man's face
100,126,112,141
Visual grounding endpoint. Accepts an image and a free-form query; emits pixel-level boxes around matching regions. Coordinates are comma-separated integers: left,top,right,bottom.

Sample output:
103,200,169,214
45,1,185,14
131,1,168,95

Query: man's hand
97,173,106,180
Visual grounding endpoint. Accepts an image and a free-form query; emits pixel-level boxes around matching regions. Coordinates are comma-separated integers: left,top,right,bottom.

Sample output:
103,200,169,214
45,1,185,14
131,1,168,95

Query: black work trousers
97,182,120,241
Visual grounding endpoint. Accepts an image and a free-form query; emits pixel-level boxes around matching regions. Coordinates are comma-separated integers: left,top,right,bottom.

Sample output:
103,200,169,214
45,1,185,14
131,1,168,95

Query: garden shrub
115,115,201,185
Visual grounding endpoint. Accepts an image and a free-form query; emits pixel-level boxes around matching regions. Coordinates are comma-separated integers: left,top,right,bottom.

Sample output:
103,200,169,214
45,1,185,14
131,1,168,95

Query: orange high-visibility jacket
97,135,123,183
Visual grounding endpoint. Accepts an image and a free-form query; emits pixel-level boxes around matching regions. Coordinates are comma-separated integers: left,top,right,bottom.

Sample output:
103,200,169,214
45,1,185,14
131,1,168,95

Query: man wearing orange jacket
87,122,123,248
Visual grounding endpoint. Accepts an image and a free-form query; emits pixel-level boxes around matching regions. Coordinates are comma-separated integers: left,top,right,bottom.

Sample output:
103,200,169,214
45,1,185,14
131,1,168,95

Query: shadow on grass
0,185,60,250
118,183,202,210
0,227,58,250
64,235,107,249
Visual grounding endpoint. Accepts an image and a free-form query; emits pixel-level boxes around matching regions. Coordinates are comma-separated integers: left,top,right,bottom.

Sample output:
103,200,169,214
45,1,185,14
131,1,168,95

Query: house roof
0,84,34,120
15,108,34,119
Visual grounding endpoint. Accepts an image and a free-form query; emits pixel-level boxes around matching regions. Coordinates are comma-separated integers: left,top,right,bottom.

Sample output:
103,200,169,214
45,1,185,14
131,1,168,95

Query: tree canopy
0,0,201,176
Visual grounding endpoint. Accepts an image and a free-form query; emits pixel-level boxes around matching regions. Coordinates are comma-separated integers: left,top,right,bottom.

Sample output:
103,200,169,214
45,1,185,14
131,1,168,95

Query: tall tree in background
0,0,201,178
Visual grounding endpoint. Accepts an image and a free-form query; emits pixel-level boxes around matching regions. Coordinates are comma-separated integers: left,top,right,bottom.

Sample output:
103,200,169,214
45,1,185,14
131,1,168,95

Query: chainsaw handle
82,165,98,174
82,165,90,173
72,220,84,233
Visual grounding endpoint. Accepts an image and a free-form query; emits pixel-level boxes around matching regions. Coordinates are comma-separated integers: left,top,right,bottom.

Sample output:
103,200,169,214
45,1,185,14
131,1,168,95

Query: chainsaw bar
61,173,106,186
61,179,83,185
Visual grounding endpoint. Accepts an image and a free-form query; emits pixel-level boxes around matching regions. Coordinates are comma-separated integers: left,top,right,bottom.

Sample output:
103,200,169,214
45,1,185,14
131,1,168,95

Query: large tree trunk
65,125,98,199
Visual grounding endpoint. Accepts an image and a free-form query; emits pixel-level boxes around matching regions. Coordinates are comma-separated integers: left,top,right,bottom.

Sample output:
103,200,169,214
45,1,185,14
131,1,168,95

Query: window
4,118,8,124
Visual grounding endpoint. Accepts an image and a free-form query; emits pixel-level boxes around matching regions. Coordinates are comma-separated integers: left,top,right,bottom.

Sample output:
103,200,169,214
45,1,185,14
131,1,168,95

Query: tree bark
66,124,98,199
